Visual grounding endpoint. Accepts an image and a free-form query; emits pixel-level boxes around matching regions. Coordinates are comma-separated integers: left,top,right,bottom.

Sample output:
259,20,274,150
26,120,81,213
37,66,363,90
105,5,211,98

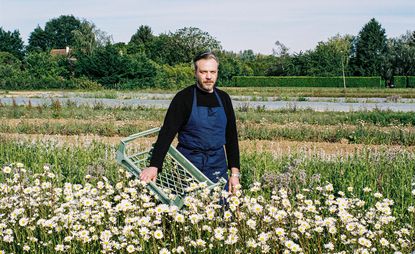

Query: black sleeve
221,92,240,170
149,90,191,171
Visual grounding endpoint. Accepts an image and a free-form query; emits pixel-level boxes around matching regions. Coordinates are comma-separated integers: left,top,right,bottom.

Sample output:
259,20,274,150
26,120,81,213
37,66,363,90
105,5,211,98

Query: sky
1,0,414,55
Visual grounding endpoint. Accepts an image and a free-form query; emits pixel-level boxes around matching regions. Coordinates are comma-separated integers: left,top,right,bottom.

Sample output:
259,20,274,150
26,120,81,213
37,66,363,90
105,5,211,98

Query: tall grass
1,139,413,217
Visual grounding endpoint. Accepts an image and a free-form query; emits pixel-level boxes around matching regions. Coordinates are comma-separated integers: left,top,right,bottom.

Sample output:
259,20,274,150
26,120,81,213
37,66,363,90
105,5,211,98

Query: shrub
231,76,382,88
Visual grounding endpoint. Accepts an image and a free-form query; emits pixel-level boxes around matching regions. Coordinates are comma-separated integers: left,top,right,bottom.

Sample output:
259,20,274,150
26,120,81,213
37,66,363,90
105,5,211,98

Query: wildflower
126,245,135,253
246,238,257,248
192,214,204,224
19,217,29,227
252,203,263,214
23,245,30,251
154,229,164,239
246,219,256,229
196,239,206,247
55,244,65,252
363,187,372,193
225,234,239,245
175,213,185,223
176,246,185,253
258,232,269,243
374,192,383,198
325,183,334,192
224,210,232,220
324,242,334,250
159,248,170,254
328,227,337,234
202,225,212,232
282,198,291,208
380,238,389,246
2,166,11,174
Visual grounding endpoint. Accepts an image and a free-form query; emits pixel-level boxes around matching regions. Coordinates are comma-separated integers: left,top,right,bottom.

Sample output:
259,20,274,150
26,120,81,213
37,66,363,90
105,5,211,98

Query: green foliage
393,76,407,88
231,76,382,88
387,31,415,77
217,51,254,85
128,25,154,55
351,18,387,76
304,34,353,76
0,27,24,59
75,45,158,88
145,27,222,66
155,63,194,89
24,51,67,79
0,52,22,82
27,26,49,52
408,76,415,88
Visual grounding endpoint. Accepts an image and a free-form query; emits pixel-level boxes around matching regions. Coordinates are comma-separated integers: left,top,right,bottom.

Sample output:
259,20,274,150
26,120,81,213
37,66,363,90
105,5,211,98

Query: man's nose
206,72,212,79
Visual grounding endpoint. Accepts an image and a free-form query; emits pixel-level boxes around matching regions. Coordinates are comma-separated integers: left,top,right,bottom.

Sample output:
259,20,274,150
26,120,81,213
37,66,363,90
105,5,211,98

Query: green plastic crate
116,127,227,209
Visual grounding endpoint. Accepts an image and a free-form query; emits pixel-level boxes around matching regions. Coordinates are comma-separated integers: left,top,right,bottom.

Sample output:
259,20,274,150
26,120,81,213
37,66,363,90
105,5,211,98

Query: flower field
0,95,414,253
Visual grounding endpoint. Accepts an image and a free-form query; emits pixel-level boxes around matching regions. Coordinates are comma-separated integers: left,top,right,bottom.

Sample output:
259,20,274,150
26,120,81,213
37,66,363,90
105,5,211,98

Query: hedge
408,76,415,88
392,76,407,88
231,76,382,88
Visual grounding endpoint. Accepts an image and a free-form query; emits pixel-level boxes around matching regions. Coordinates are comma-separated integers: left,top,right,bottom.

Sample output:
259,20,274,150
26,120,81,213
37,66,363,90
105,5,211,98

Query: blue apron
177,87,229,191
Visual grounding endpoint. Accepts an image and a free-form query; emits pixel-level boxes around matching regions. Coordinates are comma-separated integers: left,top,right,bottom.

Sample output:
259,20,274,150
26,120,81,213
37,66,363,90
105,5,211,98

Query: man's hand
140,166,158,183
228,167,240,194
229,176,240,194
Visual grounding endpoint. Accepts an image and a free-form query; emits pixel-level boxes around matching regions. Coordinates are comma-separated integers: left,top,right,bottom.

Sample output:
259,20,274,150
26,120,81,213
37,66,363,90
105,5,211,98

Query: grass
221,87,415,98
3,86,415,99
1,88,414,253
0,139,413,218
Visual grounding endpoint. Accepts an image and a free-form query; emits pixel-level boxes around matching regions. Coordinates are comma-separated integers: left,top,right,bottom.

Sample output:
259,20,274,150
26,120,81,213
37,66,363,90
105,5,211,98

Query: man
139,51,240,193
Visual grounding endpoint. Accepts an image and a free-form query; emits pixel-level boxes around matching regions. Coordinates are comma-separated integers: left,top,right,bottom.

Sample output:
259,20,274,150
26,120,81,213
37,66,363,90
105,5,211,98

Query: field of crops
0,89,414,253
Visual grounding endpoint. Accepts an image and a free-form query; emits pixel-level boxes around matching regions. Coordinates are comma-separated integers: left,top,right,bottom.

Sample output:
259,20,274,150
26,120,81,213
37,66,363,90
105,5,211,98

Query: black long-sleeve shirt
150,84,240,171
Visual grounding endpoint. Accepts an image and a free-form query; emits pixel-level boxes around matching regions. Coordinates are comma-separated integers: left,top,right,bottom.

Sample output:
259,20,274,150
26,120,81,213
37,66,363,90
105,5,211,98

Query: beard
197,79,215,93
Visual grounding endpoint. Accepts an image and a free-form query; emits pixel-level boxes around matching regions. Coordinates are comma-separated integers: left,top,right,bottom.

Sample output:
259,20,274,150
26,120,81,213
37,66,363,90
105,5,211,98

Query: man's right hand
140,167,158,183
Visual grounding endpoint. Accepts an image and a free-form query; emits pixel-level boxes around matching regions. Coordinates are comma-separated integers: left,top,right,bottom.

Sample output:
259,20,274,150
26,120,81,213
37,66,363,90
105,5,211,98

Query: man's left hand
228,175,240,194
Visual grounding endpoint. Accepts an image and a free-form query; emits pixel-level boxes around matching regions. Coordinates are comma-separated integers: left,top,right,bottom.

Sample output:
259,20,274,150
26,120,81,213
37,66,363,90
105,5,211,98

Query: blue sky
1,0,414,54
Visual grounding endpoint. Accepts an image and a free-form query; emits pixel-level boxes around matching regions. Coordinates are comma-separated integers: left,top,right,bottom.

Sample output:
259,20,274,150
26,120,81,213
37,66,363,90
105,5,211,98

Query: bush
231,76,382,88
75,45,158,89
408,76,415,88
392,76,407,88
154,63,194,89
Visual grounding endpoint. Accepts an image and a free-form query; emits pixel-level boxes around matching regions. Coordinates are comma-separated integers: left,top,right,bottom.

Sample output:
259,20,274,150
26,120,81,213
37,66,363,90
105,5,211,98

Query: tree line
1,15,414,89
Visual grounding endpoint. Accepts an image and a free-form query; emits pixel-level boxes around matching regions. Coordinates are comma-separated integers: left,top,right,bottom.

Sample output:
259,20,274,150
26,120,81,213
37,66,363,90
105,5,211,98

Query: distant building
50,46,76,61
50,46,71,56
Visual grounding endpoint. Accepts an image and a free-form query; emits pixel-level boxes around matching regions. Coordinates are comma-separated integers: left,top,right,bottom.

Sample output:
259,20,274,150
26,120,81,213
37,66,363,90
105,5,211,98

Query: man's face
195,58,218,93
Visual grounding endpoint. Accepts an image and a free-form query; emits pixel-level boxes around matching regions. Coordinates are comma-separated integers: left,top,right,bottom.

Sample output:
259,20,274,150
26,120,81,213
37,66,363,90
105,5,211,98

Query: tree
28,15,82,51
272,41,289,57
72,20,112,55
216,51,253,85
0,27,24,59
24,52,66,79
27,26,49,52
387,31,415,77
351,18,387,76
128,25,154,55
305,34,353,76
268,41,291,76
171,27,222,64
0,51,23,82
75,44,157,88
239,49,255,62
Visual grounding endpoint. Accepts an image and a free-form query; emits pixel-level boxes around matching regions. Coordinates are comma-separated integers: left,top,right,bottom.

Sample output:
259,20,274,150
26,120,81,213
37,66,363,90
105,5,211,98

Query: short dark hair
193,51,219,70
